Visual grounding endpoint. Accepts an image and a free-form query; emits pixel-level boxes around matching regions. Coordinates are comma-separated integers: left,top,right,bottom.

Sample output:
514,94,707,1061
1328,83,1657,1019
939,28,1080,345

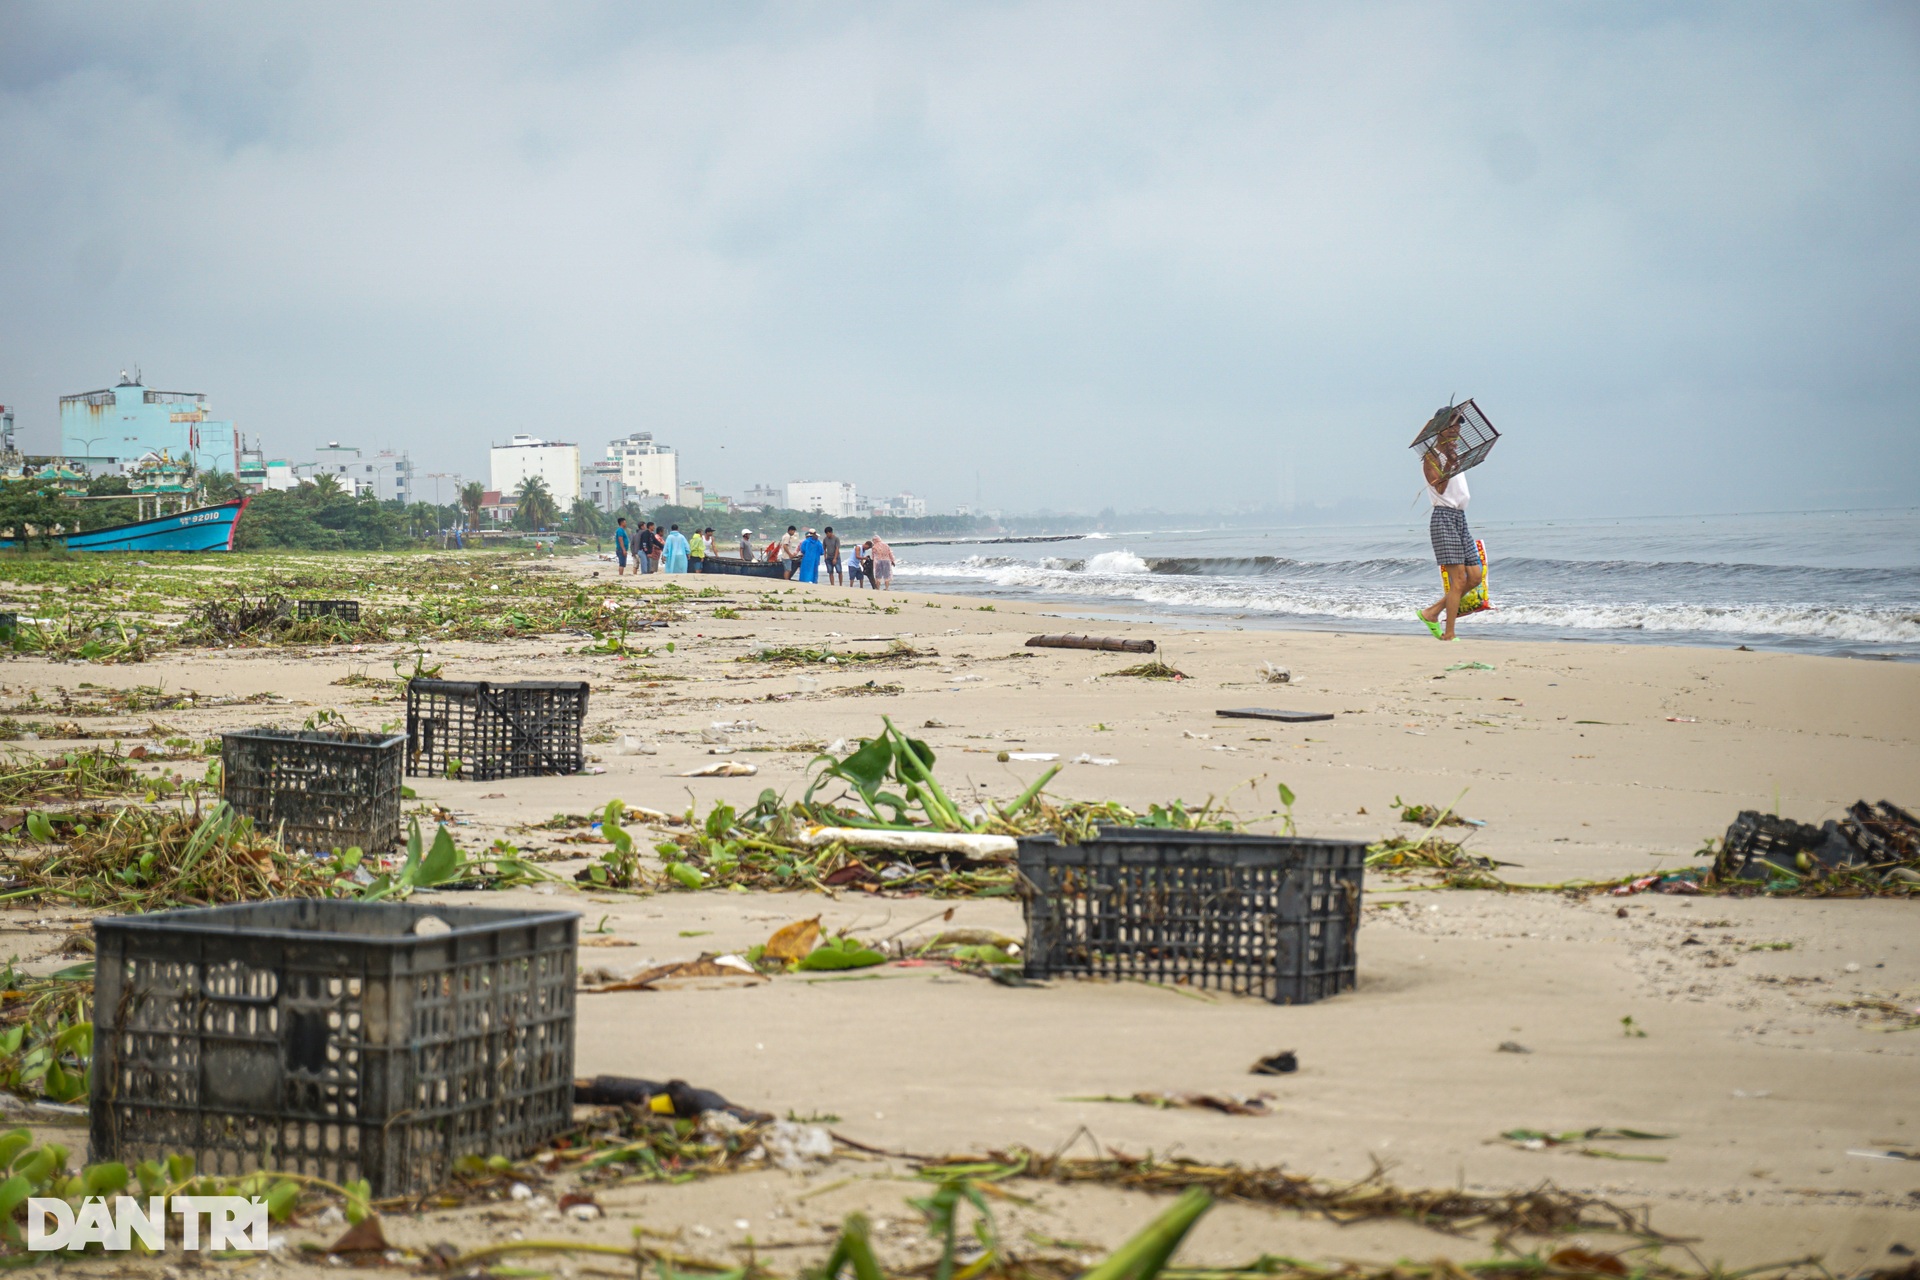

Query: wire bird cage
1409,398,1499,481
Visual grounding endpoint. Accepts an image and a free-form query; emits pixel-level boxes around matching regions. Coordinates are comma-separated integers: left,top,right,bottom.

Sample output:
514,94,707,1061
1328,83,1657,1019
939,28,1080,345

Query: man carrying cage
1413,401,1497,641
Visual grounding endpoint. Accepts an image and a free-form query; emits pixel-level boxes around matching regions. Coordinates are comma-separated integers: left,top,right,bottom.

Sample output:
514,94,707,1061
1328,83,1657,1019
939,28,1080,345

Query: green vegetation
233,485,430,550
0,549,696,661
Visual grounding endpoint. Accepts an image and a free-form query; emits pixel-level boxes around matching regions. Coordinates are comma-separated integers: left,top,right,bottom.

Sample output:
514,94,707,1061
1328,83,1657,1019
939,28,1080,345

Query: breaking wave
890,547,1920,650
1085,550,1149,575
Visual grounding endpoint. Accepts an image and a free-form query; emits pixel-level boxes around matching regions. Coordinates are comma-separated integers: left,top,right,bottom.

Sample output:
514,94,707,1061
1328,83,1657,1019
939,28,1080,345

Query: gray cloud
0,1,1914,517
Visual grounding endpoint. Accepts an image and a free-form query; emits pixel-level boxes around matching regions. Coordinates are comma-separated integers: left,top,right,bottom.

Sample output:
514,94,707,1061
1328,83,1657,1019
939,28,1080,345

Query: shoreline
882,578,1920,662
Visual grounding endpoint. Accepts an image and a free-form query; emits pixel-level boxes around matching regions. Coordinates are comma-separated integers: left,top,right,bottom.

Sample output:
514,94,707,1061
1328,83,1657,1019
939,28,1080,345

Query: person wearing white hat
739,529,754,562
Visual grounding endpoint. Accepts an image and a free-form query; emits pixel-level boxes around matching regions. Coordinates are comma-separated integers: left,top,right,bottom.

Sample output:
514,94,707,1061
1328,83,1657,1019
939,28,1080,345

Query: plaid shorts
1429,506,1482,567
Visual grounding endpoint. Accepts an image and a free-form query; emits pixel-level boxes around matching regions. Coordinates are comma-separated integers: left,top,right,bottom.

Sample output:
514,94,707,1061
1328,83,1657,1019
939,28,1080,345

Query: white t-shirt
1428,471,1470,510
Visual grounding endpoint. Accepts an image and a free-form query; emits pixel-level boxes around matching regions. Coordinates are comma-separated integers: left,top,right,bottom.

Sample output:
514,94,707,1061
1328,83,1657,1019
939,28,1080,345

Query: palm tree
567,498,605,534
405,501,440,540
309,473,346,501
199,469,242,503
459,481,486,534
568,498,607,550
513,476,557,531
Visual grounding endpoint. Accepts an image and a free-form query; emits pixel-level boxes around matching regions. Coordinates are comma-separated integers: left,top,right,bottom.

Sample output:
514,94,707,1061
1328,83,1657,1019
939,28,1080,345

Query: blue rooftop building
59,370,237,476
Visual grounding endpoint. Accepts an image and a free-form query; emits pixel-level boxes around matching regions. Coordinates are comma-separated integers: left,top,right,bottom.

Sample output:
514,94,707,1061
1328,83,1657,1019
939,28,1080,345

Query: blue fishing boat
65,498,248,553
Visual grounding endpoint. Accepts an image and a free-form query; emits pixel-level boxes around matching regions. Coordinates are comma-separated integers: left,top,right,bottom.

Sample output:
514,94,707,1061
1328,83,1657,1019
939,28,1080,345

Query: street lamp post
425,473,460,546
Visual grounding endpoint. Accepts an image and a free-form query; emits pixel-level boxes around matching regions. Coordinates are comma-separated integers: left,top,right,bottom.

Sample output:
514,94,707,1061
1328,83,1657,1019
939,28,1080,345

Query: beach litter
1108,660,1187,680
621,718,1250,899
1500,1127,1675,1161
1250,1050,1299,1075
1216,707,1335,723
1716,800,1917,882
680,761,758,777
796,826,1018,859
1393,794,1476,827
913,1145,1665,1239
1068,1090,1277,1116
1026,633,1155,653
581,954,766,992
1261,662,1291,682
571,1075,768,1121
1070,752,1119,766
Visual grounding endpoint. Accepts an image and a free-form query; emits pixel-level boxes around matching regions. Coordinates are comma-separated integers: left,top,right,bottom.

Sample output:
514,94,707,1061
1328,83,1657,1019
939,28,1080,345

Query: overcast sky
1,2,1915,519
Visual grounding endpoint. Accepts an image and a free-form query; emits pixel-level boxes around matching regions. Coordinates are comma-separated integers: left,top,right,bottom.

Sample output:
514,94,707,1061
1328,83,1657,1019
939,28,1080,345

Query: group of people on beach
611,517,895,588
609,405,1474,621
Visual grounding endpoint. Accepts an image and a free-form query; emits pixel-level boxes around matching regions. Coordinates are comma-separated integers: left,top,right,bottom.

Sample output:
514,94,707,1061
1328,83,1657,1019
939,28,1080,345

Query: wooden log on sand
1025,634,1156,654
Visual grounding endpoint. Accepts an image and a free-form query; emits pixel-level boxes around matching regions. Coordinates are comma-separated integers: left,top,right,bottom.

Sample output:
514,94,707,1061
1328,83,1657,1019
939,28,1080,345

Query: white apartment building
677,482,706,509
365,451,414,503
786,480,858,519
872,492,927,518
608,432,678,505
580,460,628,515
490,434,581,507
294,443,413,502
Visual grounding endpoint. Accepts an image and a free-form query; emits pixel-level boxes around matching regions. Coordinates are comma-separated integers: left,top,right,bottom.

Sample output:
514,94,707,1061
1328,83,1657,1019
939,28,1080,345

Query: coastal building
480,489,516,523
676,482,706,509
58,371,237,476
786,480,858,519
236,441,298,493
364,451,414,503
607,433,677,505
742,483,783,508
871,492,927,518
490,434,581,507
580,459,628,515
1,404,14,457
294,444,413,502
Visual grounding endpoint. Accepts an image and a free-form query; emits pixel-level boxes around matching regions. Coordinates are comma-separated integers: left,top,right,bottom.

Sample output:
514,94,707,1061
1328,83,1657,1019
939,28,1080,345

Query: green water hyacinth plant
803,716,973,831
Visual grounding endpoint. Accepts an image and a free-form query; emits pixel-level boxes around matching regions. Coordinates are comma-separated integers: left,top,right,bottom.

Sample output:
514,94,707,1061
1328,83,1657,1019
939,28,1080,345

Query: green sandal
1418,611,1443,640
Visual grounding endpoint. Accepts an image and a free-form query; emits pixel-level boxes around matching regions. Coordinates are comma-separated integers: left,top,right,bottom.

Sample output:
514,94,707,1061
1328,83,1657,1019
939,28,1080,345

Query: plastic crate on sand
295,600,361,623
90,900,578,1197
405,679,589,781
222,729,405,852
1018,828,1364,1004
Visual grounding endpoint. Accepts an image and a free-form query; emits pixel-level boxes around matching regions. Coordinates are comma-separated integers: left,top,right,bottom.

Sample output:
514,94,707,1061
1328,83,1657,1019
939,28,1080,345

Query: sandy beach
3,559,1915,1273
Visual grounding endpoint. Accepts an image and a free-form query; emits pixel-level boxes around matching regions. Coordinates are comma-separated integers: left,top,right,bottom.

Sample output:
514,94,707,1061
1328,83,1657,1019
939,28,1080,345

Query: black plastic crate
1018,828,1365,1004
406,679,589,781
223,729,405,852
296,599,361,623
90,900,579,1197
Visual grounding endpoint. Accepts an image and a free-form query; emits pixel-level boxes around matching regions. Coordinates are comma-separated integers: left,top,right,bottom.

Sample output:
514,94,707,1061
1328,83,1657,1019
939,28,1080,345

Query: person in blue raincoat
798,528,824,584
662,524,690,573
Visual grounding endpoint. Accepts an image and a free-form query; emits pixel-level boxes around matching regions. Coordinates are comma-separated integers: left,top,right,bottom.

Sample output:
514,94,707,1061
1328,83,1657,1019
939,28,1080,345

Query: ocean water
888,509,1920,659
